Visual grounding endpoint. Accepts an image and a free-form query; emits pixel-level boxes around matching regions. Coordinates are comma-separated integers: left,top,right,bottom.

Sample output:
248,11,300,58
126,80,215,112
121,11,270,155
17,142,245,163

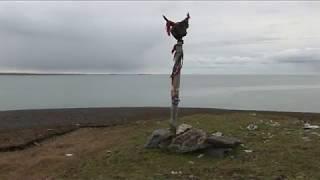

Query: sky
0,1,320,74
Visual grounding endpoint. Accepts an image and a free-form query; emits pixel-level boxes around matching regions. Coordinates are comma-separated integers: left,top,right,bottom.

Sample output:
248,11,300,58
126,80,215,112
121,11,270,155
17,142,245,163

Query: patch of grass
56,112,320,180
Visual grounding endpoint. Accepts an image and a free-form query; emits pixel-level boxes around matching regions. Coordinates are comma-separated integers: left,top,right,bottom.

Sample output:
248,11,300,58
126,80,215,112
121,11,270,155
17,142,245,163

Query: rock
65,153,73,157
144,129,173,148
311,132,320,137
211,131,223,137
304,123,319,129
168,128,208,153
206,135,241,148
188,161,194,165
244,149,253,153
145,126,242,156
158,136,174,149
33,142,41,146
171,170,182,175
176,123,192,135
269,120,280,127
197,154,204,158
247,124,258,131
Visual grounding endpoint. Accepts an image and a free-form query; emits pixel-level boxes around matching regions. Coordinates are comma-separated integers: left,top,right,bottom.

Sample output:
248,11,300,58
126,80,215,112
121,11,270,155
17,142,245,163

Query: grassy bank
0,111,319,179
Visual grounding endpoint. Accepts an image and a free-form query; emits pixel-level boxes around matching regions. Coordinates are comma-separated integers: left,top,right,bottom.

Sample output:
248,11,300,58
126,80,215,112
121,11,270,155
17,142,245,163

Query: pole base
169,125,177,135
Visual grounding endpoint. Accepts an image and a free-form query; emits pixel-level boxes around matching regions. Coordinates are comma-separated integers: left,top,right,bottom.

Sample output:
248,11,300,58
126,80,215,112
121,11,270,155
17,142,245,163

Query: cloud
0,2,168,73
0,1,319,74
269,48,320,64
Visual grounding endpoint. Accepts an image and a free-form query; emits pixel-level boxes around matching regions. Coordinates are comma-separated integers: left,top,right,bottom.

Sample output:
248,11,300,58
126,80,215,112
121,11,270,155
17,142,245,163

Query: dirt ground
0,126,133,180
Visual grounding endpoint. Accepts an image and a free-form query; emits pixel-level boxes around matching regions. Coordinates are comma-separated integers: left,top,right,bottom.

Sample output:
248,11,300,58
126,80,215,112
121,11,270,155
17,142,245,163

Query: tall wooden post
163,13,189,134
170,40,183,134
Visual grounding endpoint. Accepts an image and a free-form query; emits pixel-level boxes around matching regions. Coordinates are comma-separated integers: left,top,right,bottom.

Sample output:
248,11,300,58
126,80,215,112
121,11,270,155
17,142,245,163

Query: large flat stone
168,128,209,153
144,129,173,149
176,123,192,135
206,135,241,148
145,126,242,155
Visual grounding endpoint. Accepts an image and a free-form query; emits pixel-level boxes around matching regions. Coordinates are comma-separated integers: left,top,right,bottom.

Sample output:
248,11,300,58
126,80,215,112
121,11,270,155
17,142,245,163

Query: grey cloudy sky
1,1,320,74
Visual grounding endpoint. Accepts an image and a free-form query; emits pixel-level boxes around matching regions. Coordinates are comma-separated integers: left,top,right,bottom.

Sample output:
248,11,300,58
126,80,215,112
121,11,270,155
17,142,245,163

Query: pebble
188,161,194,165
304,123,319,129
197,154,204,158
311,132,320,137
211,131,223,137
244,149,253,153
250,113,257,116
247,124,258,131
171,171,182,175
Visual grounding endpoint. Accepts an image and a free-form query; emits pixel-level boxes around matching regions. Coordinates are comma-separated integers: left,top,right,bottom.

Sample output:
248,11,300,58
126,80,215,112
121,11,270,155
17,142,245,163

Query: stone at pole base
145,124,242,157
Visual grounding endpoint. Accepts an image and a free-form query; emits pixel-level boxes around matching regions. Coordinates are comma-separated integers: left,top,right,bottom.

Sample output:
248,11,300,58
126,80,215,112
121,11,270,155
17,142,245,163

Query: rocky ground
0,108,320,179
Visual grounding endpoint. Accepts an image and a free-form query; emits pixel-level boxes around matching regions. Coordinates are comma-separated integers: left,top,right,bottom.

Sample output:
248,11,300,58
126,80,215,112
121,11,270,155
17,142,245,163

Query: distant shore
1,73,319,75
1,107,319,130
0,73,154,75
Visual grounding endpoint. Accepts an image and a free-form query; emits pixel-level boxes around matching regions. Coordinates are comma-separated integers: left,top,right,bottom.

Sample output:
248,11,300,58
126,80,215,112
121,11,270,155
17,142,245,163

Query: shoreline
1,107,319,130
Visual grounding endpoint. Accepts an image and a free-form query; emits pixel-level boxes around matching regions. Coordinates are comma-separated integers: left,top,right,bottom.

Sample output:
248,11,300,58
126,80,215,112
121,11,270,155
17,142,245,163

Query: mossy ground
0,112,319,180
59,112,320,180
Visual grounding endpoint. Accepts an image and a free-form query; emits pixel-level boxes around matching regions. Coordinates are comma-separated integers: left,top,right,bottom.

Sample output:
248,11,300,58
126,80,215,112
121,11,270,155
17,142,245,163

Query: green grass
57,112,320,180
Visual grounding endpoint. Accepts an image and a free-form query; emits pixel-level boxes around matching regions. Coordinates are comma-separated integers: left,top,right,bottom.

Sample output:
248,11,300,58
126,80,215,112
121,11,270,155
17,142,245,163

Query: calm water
0,74,320,112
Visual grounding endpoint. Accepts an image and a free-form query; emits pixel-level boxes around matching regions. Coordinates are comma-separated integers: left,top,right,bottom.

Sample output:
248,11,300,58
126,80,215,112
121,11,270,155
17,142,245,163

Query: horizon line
0,72,319,75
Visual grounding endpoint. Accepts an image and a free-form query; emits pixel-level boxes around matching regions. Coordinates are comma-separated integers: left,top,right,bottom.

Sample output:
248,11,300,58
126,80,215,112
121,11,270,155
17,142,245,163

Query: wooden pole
170,41,183,134
163,13,189,134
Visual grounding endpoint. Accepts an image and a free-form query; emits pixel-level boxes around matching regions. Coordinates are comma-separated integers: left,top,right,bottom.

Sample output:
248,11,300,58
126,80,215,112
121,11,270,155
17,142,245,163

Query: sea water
0,74,319,112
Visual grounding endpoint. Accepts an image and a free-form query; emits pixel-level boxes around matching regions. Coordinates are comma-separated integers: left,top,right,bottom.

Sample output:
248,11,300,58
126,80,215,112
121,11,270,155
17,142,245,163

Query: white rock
304,123,319,129
197,154,204,158
311,132,320,136
269,120,280,127
211,131,223,137
247,124,258,131
189,175,196,179
176,123,192,135
171,171,179,175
